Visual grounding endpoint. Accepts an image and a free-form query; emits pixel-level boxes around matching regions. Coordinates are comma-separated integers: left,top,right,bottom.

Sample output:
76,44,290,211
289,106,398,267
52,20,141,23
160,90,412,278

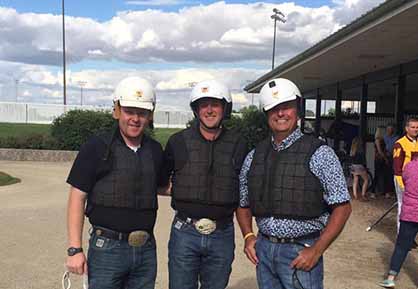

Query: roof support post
394,68,405,135
334,83,342,150
360,78,368,142
315,88,321,136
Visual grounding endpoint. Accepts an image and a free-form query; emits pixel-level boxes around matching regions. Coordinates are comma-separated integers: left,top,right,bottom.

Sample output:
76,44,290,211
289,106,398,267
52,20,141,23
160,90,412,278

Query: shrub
184,105,269,150
234,106,269,150
50,109,154,151
51,109,115,150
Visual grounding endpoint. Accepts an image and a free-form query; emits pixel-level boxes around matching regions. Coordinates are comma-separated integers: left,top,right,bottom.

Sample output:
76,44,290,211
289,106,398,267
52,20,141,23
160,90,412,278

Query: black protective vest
90,134,158,211
248,134,326,219
172,127,241,206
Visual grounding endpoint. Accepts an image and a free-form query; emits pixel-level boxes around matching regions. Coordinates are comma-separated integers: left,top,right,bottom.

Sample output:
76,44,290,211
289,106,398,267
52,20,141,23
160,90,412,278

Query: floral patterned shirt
239,128,350,238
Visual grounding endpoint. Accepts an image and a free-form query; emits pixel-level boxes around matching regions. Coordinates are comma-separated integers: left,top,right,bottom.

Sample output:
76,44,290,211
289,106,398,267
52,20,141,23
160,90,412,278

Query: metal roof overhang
244,0,418,95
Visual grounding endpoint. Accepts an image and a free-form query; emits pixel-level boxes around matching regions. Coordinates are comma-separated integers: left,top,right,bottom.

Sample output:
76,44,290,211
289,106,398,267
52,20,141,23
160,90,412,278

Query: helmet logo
201,87,209,93
272,90,280,98
135,90,143,99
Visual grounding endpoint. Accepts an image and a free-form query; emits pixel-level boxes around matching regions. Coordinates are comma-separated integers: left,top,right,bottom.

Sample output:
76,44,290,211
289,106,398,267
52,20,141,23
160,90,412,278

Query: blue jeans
256,235,324,289
168,217,235,289
87,231,157,289
388,220,418,276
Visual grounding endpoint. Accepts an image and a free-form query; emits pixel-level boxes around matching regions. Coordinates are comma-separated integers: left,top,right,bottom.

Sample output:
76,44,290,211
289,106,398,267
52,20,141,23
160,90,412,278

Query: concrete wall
0,148,77,162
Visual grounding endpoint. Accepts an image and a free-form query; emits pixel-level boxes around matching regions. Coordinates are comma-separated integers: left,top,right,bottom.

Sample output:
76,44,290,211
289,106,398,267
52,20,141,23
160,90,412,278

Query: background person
318,128,328,145
236,78,351,289
384,124,399,155
350,136,369,201
383,124,398,198
393,117,418,232
374,126,392,198
65,77,167,289
164,79,248,289
378,155,418,288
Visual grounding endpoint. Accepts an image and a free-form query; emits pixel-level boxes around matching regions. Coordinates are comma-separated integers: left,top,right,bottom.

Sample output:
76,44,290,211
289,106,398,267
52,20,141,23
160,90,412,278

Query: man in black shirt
164,79,248,289
65,76,167,289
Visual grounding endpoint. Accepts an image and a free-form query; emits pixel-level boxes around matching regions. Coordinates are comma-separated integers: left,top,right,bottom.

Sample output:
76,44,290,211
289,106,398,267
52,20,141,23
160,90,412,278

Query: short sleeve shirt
67,129,168,233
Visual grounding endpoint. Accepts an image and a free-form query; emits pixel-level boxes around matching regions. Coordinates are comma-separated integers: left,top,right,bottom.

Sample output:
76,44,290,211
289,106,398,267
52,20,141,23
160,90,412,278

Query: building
245,0,418,153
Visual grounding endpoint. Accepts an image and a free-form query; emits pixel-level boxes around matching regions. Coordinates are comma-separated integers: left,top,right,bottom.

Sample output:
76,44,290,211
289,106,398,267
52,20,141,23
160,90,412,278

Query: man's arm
236,149,258,265
393,142,406,189
236,207,258,265
158,137,177,196
291,144,352,271
291,202,351,271
66,186,88,275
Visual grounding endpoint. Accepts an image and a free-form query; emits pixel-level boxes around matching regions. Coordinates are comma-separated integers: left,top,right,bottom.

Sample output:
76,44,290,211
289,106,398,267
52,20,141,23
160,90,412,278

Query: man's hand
290,246,321,271
290,201,351,271
244,235,259,265
66,253,88,275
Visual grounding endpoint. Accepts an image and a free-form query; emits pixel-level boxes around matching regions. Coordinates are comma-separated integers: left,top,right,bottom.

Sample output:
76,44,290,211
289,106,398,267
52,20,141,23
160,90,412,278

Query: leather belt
260,231,320,244
176,212,233,230
92,226,151,247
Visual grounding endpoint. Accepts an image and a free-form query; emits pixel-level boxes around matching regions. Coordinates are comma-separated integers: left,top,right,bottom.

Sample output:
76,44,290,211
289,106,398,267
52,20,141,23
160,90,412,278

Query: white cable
62,271,71,289
62,271,88,289
83,274,89,289
83,274,88,289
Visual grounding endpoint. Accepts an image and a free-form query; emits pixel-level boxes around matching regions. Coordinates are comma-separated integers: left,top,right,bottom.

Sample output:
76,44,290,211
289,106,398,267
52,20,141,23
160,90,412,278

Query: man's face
197,98,224,129
405,121,418,139
118,106,151,142
267,100,299,137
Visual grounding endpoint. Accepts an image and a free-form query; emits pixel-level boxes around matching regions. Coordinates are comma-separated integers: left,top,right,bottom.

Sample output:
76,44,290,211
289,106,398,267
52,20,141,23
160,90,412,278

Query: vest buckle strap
194,218,217,235
128,230,150,247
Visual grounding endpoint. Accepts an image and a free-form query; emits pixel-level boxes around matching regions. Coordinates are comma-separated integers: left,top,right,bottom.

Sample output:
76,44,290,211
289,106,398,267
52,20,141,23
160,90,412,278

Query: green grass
0,123,51,138
0,122,180,148
153,128,181,147
0,171,21,186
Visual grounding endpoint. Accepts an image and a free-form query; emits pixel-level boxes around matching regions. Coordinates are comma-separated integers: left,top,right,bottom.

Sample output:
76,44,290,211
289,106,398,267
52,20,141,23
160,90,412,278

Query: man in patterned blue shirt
236,78,351,289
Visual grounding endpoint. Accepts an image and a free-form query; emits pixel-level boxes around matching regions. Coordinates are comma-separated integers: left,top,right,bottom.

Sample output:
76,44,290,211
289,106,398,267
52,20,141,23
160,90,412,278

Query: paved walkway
0,160,417,289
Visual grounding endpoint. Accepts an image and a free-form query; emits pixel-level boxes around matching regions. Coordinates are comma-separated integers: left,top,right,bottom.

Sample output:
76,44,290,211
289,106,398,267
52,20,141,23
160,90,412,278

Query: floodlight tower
271,8,286,70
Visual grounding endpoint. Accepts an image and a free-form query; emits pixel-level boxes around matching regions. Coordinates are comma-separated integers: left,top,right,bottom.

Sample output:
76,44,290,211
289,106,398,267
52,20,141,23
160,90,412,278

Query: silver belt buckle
194,218,216,235
128,230,149,247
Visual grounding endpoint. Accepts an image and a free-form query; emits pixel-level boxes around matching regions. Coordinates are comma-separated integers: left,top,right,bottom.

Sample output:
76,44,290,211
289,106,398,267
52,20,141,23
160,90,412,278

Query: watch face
67,247,82,256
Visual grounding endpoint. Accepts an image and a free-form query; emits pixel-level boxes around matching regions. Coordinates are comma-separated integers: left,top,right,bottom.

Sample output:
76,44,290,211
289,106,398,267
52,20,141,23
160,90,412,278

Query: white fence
0,102,193,128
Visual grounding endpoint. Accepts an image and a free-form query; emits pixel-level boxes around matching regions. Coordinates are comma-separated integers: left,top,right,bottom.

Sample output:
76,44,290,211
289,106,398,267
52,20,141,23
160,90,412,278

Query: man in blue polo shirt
236,78,352,289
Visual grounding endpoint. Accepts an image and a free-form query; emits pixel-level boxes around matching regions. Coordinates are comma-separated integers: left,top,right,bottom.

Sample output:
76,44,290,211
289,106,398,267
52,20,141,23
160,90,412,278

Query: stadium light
78,81,87,105
271,8,286,70
14,78,20,102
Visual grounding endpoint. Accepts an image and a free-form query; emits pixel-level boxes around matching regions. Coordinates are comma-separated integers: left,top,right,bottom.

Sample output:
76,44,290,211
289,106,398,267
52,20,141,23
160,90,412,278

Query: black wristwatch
67,247,83,256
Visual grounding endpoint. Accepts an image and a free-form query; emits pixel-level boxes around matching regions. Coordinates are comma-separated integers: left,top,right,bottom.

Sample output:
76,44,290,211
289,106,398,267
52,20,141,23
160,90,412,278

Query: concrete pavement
1,160,417,289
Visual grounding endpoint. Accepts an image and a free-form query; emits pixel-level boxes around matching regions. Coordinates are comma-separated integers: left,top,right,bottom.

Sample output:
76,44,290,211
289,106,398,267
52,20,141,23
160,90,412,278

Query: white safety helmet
190,79,232,119
113,77,156,111
259,78,301,112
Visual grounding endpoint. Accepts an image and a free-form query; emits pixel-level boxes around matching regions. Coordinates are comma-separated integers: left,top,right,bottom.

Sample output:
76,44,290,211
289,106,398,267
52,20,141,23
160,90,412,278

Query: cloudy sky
0,0,385,111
